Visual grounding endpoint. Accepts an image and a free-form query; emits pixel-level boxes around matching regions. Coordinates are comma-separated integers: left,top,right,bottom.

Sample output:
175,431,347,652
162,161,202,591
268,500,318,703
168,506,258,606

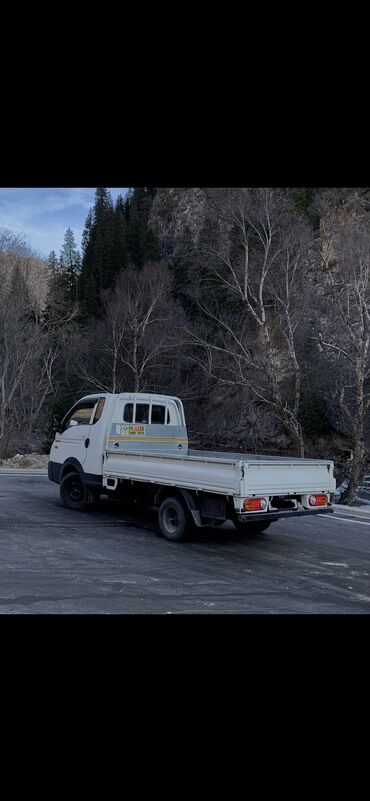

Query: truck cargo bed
104,447,335,497
189,449,331,464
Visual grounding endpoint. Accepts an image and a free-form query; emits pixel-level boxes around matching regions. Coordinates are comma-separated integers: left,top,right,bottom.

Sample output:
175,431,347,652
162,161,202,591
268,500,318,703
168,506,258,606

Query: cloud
0,187,128,258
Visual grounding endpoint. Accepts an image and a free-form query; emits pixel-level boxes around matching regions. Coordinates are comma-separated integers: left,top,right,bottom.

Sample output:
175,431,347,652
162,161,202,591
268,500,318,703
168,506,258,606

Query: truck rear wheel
158,496,189,542
60,472,87,511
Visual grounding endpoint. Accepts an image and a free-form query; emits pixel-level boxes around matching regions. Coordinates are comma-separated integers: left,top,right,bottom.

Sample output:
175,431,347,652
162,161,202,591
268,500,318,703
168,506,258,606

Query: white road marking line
333,507,370,520
0,473,48,478
322,562,349,567
0,471,48,475
318,514,370,527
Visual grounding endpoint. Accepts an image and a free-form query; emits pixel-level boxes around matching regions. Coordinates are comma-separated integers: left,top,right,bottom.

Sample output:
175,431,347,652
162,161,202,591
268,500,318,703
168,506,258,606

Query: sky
0,188,129,259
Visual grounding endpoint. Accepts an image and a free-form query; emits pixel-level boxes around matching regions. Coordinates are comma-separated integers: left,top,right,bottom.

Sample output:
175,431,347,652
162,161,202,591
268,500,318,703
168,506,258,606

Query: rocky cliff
0,250,50,309
149,187,208,246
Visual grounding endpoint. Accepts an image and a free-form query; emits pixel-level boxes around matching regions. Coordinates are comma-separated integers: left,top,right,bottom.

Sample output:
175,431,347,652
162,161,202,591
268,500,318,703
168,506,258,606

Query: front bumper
236,506,334,524
48,460,61,483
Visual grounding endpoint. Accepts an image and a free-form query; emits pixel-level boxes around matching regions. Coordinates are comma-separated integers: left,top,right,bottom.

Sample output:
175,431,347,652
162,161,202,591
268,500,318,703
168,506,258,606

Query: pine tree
125,189,133,223
47,250,59,272
169,219,220,319
78,187,160,321
78,188,115,320
289,188,318,215
78,209,94,319
169,226,196,312
81,209,93,257
60,227,80,302
144,226,162,262
60,228,79,274
126,187,161,267
45,249,65,319
91,188,115,291
113,194,128,274
126,187,146,267
74,252,81,302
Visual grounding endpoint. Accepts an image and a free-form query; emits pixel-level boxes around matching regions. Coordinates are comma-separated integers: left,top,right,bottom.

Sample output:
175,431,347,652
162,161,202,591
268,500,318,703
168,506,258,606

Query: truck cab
48,392,187,490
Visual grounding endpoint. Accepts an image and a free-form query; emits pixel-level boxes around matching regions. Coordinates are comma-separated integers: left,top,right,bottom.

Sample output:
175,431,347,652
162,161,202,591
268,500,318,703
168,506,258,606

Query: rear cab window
135,404,149,423
151,404,165,424
123,403,151,424
123,403,133,422
120,399,179,425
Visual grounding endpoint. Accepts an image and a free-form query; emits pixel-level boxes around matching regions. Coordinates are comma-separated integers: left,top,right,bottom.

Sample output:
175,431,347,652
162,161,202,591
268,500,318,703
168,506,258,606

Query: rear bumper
236,506,334,524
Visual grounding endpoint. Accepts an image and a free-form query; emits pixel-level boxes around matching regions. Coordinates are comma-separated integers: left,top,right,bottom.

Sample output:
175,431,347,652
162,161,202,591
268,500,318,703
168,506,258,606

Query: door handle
84,438,90,448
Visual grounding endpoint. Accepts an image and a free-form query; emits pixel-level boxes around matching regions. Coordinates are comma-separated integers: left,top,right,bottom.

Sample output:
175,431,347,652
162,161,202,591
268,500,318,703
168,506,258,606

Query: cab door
51,399,97,469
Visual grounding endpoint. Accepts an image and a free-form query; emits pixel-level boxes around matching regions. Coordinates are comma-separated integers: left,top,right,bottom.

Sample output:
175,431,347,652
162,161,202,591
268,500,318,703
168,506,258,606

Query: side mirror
68,419,78,427
52,416,61,434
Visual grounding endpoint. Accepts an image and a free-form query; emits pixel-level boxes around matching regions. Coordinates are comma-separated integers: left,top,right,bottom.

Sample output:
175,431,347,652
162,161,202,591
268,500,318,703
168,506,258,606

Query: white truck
48,392,336,542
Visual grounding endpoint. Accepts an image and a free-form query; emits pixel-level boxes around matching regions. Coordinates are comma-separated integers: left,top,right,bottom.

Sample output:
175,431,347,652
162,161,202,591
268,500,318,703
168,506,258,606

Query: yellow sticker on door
121,425,145,435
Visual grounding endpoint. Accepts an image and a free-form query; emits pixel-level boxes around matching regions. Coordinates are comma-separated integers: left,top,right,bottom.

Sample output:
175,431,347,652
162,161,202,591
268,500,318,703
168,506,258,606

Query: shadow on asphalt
67,496,272,546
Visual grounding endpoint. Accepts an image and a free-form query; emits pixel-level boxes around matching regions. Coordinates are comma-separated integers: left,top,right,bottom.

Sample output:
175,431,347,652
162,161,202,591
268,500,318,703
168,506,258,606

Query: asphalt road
0,473,369,613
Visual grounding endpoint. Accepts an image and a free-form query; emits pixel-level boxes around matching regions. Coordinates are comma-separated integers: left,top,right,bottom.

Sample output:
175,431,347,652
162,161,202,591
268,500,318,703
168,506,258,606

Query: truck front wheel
158,496,189,542
60,472,87,511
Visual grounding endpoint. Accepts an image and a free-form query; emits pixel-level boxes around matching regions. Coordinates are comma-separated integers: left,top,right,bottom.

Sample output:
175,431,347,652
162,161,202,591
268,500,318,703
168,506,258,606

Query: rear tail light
243,497,268,512
308,494,328,507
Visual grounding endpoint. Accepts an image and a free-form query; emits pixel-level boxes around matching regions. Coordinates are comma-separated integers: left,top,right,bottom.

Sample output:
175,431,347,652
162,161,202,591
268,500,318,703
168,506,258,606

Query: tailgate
242,460,335,496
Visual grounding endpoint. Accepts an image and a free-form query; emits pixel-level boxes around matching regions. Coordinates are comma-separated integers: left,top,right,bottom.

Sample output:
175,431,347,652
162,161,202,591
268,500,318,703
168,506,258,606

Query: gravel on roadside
0,453,49,470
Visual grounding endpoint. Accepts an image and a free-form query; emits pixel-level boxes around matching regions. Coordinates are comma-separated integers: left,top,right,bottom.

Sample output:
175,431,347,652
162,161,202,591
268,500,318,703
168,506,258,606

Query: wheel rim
163,505,179,534
68,479,83,502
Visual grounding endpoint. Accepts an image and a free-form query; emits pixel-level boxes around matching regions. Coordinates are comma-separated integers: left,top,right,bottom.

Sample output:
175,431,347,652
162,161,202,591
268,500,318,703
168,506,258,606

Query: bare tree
0,257,77,458
74,262,184,394
0,227,35,258
188,189,313,456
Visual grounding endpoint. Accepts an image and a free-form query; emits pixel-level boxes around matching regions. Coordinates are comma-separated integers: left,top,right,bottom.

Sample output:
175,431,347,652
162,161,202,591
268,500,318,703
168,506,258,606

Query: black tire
86,488,100,505
60,472,87,510
105,489,118,500
158,496,189,542
233,520,272,535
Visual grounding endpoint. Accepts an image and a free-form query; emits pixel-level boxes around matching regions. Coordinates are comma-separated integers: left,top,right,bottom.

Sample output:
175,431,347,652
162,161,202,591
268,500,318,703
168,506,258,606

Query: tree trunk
132,333,140,392
341,365,365,504
297,425,305,458
261,323,305,458
112,345,117,394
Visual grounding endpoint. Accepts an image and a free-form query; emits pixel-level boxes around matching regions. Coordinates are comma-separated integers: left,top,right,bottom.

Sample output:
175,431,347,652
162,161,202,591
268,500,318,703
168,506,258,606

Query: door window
62,401,96,430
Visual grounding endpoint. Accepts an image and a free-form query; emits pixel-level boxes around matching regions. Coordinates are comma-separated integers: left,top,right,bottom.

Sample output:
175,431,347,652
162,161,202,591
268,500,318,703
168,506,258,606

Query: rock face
149,188,208,247
23,256,50,309
0,251,50,310
319,192,370,268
